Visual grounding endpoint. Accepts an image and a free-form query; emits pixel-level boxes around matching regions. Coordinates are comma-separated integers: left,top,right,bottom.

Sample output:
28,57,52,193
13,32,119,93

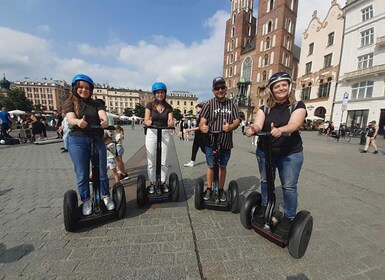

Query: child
115,125,130,180
104,132,121,183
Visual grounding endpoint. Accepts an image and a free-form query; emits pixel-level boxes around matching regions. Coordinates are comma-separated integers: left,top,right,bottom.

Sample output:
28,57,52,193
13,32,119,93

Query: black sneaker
360,150,367,153
219,189,226,202
203,188,212,201
275,216,292,236
373,150,379,154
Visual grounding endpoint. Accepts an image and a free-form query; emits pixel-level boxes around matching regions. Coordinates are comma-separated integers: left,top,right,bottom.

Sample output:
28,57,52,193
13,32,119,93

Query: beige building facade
295,1,345,121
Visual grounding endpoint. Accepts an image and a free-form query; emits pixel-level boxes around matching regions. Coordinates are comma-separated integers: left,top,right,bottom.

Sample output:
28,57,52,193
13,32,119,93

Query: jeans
256,148,304,219
68,135,110,201
205,147,231,168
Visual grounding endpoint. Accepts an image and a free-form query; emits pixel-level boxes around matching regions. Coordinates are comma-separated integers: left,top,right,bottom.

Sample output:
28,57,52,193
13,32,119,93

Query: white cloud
36,25,50,33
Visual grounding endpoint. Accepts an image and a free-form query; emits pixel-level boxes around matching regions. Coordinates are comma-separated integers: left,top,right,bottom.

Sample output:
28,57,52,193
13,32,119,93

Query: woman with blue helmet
144,82,174,194
63,74,115,216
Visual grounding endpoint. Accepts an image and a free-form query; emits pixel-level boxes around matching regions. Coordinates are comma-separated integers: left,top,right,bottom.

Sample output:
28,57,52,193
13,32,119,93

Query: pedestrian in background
361,120,379,154
115,124,130,180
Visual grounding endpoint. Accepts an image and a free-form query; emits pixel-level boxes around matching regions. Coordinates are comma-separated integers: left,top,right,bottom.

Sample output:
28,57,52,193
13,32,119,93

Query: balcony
376,36,385,47
341,63,385,82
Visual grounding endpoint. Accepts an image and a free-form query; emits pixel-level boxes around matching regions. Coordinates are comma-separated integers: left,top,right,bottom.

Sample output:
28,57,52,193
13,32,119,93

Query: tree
0,88,33,111
123,108,133,117
173,108,182,120
134,103,145,118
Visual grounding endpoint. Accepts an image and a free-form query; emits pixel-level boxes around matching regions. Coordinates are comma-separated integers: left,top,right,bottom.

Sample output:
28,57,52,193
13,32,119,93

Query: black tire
194,178,204,210
63,190,79,232
228,180,239,213
113,182,126,219
240,192,261,229
169,173,179,202
30,136,35,143
137,174,147,207
288,211,313,259
344,134,351,143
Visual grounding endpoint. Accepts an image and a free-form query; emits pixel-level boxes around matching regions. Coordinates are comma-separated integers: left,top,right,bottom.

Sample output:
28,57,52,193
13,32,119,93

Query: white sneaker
184,161,195,167
82,200,92,216
103,196,115,211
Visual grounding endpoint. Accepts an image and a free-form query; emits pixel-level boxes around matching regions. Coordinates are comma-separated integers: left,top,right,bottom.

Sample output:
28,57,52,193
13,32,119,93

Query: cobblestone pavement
1,126,385,279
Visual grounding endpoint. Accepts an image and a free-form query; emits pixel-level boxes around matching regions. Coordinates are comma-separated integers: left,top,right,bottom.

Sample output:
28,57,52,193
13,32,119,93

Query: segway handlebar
145,125,175,130
254,131,291,137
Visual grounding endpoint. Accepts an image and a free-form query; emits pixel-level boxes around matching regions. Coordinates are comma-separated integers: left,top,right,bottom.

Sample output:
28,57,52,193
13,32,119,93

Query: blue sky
0,0,344,102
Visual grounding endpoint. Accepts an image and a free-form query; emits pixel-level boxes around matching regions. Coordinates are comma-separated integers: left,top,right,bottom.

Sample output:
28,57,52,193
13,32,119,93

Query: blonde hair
115,124,124,134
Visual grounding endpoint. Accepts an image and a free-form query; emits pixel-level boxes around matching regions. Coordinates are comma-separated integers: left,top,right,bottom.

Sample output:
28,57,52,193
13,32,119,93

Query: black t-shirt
145,101,172,127
64,98,105,136
258,101,306,158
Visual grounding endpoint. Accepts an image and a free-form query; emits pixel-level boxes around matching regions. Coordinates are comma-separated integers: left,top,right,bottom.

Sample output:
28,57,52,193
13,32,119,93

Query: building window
327,32,334,46
231,27,235,38
262,71,267,81
229,66,233,76
323,53,332,68
301,84,311,100
357,53,373,69
305,62,312,74
242,57,252,81
268,0,274,12
351,81,374,99
308,43,314,55
318,78,332,97
266,37,271,49
362,6,373,22
264,54,269,66
361,28,374,47
267,20,273,33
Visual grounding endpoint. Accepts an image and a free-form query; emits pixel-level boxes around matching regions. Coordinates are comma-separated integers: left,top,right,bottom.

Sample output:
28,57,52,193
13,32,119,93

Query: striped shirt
200,98,240,149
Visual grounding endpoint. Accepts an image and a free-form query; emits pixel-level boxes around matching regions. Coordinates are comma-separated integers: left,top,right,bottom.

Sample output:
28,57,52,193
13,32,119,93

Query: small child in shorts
104,132,120,183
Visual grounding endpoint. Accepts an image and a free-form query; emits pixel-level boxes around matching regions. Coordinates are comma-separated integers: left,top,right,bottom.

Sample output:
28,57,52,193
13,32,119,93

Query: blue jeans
68,135,110,201
256,148,304,219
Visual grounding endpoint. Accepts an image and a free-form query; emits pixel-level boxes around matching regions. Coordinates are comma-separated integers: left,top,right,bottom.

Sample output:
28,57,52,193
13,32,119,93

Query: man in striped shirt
199,77,240,202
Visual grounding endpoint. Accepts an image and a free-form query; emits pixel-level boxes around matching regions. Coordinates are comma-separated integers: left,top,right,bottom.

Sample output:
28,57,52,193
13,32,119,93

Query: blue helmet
267,72,292,90
71,74,94,86
151,82,167,94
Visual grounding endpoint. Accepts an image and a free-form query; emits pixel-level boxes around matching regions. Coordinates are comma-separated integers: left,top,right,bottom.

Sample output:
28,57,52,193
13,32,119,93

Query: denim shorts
107,158,117,169
205,147,231,168
116,144,124,156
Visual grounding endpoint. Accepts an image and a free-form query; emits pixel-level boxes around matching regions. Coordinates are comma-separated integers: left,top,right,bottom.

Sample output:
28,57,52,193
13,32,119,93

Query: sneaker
373,150,379,154
148,184,155,194
360,150,367,153
203,188,212,201
275,216,292,236
162,183,169,193
82,200,92,216
184,161,195,167
219,189,226,202
119,173,130,181
61,149,68,153
103,196,115,211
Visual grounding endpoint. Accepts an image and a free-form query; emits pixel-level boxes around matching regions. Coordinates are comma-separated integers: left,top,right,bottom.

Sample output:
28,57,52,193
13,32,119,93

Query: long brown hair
151,99,173,112
63,80,94,118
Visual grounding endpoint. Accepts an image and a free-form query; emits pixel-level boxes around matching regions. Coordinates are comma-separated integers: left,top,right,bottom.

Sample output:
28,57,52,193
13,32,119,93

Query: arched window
266,37,271,49
232,14,236,25
286,19,292,34
267,20,273,33
262,71,267,81
318,78,332,98
231,40,235,50
264,54,269,66
231,27,235,37
269,0,275,12
242,57,252,81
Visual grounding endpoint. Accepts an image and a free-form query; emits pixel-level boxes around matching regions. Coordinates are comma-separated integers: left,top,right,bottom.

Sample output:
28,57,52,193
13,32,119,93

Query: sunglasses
213,85,226,91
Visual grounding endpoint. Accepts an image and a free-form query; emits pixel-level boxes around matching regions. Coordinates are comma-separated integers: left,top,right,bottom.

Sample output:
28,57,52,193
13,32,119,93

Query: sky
0,0,345,102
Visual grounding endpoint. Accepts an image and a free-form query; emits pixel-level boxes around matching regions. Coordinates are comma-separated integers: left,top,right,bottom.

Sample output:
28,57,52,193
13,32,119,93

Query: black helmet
267,72,292,90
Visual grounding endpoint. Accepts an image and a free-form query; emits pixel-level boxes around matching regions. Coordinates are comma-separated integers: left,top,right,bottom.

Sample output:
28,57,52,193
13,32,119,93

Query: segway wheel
169,172,179,202
228,180,239,213
194,178,204,210
63,190,79,232
240,191,262,229
288,210,313,259
137,174,147,207
30,136,35,143
112,182,126,219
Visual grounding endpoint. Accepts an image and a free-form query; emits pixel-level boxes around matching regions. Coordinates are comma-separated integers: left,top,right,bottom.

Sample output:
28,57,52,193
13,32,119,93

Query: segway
194,131,239,213
240,132,313,259
136,125,179,206
63,125,126,232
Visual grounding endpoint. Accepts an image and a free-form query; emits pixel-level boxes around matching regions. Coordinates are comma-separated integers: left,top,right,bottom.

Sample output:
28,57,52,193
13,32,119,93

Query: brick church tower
223,0,299,118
